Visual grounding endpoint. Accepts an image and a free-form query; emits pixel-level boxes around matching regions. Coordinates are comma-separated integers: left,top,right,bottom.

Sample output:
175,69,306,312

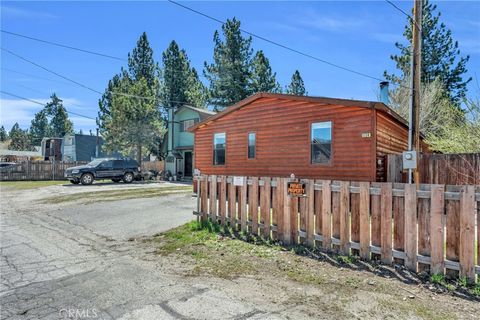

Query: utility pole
407,0,423,184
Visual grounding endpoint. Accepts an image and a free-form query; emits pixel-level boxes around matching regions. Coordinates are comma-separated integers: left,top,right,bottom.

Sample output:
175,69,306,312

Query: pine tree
286,70,307,96
160,41,207,113
30,109,50,145
128,32,158,87
384,0,471,104
250,50,281,93
45,94,73,137
0,126,7,142
99,32,164,165
103,77,165,164
204,18,253,111
8,123,31,151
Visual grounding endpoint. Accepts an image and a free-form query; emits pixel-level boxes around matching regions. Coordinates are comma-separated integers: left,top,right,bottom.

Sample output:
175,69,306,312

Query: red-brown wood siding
376,111,409,156
194,97,376,181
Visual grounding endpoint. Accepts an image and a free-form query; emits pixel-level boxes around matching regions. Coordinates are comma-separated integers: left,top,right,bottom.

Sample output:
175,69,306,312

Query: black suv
65,159,141,185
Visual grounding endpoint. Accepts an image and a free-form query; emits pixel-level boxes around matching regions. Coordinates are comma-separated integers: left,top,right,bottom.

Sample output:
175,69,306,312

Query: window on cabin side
311,121,332,164
213,133,226,165
248,132,256,159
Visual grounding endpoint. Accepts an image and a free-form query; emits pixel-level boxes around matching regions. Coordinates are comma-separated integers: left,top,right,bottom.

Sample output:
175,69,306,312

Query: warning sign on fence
287,182,306,197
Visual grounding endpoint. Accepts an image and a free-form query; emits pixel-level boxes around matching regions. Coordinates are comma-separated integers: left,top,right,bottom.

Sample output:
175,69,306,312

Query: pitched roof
188,92,409,132
176,105,216,121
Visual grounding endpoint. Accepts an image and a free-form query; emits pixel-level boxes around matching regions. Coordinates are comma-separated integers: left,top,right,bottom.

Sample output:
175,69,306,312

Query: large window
311,121,332,164
248,132,256,159
213,133,226,165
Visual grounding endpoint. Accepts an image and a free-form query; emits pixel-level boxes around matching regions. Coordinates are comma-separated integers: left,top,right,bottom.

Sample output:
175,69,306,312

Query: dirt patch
40,186,193,204
145,222,480,320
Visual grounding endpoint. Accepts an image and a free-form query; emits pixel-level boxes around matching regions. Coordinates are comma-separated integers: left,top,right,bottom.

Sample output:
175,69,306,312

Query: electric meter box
402,151,417,170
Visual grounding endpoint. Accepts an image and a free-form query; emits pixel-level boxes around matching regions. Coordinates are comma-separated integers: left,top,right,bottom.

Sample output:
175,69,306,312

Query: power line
2,49,204,108
1,29,210,81
168,0,392,84
2,47,104,95
384,0,420,30
1,30,125,62
0,90,97,120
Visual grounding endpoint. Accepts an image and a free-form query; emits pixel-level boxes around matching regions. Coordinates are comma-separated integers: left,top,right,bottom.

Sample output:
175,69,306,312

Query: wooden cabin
189,93,425,182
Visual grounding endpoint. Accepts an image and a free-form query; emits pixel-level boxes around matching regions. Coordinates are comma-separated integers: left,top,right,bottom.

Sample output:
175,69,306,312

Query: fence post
200,175,208,223
219,176,227,226
249,177,259,235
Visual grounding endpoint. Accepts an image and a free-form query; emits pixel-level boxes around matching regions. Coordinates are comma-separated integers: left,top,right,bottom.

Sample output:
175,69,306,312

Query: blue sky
1,1,479,133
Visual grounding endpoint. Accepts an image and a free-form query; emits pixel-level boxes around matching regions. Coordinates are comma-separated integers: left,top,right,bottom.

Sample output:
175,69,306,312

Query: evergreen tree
204,18,253,111
0,126,7,142
286,70,307,95
128,32,158,87
45,94,73,137
384,0,471,104
99,32,164,165
8,123,31,151
102,77,165,165
160,41,207,113
98,72,124,134
30,109,50,145
250,50,281,93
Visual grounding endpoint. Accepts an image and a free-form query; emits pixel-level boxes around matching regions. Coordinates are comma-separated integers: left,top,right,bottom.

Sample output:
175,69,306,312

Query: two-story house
165,105,215,179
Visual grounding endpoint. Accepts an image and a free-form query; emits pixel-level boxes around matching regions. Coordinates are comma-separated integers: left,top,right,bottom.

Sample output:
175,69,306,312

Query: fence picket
430,185,445,275
340,181,350,255
459,185,476,283
306,180,315,247
321,180,332,250
283,179,292,245
240,176,248,232
381,183,393,264
359,182,370,259
200,175,208,222
314,180,322,241
404,184,418,272
219,176,227,226
249,177,259,235
210,175,217,223
275,178,285,241
261,177,271,238
228,179,237,229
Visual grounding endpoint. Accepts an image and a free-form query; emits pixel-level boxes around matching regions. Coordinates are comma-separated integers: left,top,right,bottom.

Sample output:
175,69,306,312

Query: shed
189,92,427,182
62,134,102,161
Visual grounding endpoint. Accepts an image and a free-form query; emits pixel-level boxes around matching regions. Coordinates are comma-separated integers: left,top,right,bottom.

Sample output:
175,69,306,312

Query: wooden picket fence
194,175,480,284
0,161,88,181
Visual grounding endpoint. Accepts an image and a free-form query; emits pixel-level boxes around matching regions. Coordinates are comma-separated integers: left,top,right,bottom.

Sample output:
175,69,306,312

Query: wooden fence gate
195,175,480,284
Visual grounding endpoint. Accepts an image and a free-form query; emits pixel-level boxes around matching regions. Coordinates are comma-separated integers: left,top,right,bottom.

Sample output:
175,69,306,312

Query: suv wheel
123,172,134,184
80,173,94,185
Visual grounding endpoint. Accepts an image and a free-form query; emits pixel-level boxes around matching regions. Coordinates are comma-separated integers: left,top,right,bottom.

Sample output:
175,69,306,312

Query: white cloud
294,8,367,32
1,5,58,19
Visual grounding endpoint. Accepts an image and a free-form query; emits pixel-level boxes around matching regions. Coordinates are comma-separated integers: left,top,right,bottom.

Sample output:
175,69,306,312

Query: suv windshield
87,159,106,167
